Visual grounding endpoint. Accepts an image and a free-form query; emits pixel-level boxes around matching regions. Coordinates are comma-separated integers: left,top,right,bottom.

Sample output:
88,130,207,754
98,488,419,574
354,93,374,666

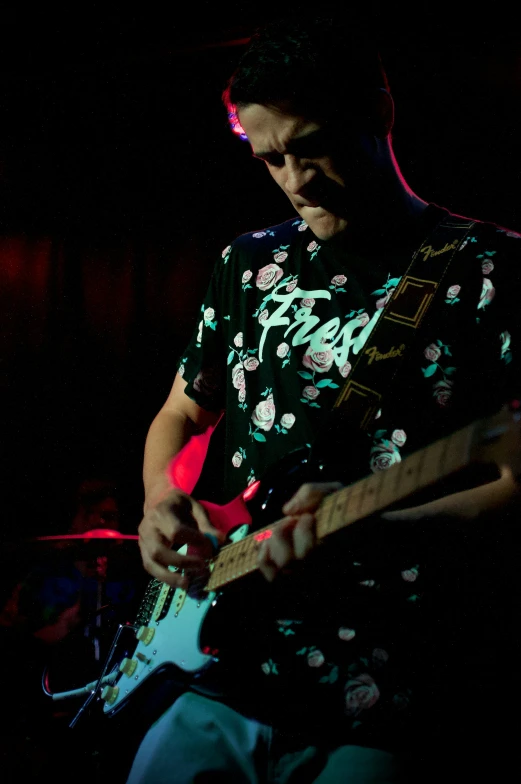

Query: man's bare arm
143,373,221,511
138,372,224,586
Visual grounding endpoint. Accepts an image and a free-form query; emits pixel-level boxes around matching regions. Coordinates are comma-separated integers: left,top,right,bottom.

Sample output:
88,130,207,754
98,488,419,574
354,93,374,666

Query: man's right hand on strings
138,487,224,588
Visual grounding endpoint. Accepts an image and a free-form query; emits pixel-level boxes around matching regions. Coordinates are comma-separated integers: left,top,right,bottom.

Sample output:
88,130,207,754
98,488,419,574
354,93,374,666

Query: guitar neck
205,421,476,593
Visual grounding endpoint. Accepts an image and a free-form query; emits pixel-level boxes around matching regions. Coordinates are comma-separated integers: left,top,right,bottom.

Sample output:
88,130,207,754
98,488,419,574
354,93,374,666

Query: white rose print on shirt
369,428,406,473
307,240,321,260
475,250,496,320
295,645,339,685
272,244,290,264
477,249,496,277
445,284,461,305
199,304,218,338
249,389,275,442
344,673,381,717
421,340,456,407
221,245,232,263
276,342,291,368
500,331,512,365
231,447,247,468
227,341,260,410
256,263,284,292
242,270,253,291
330,274,347,293
339,361,351,378
298,344,340,408
274,412,296,436
477,278,495,310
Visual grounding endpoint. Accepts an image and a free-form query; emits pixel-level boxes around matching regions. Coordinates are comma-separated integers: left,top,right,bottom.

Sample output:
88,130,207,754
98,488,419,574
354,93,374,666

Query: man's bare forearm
143,409,198,512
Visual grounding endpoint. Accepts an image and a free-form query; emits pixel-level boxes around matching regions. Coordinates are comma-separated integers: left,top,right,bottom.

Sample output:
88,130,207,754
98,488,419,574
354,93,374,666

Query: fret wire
321,492,337,534
315,496,331,538
358,473,379,517
391,457,405,504
324,487,349,538
415,440,427,487
419,438,441,486
375,466,393,511
455,425,472,471
341,485,352,524
373,468,385,511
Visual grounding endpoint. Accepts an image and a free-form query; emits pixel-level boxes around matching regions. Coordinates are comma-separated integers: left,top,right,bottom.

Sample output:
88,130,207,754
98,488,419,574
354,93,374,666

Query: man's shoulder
448,210,521,246
229,217,309,254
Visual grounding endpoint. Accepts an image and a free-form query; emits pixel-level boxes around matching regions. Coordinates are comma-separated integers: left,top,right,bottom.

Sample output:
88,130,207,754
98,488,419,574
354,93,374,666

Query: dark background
0,4,520,781
1,3,521,545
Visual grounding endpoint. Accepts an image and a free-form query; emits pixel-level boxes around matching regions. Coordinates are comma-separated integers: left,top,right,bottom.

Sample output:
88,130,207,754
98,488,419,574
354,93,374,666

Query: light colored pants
125,692,401,783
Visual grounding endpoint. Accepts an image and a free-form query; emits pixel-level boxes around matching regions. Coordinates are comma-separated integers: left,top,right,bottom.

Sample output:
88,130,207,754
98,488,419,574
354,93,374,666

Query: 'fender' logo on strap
365,344,405,365
419,239,460,261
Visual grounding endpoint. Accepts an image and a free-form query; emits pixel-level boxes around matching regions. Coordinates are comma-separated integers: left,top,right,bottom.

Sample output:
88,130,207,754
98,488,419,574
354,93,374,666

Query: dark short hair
223,16,389,131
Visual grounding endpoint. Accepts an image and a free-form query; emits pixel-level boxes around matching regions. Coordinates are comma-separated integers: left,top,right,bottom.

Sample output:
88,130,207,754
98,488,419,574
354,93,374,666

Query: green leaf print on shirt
422,341,456,406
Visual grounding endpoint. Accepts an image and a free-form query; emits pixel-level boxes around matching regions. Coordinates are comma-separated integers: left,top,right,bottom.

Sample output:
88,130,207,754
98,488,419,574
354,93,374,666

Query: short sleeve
176,254,228,412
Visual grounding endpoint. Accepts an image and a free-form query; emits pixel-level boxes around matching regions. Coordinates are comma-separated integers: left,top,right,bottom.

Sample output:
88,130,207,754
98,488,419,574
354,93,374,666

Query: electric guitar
97,404,520,720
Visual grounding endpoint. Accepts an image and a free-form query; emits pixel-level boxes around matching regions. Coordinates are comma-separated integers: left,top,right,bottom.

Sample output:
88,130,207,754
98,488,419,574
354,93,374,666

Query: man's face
238,103,377,240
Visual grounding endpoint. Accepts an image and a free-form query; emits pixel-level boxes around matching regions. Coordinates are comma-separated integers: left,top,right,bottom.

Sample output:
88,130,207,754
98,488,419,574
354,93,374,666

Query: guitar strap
313,212,477,453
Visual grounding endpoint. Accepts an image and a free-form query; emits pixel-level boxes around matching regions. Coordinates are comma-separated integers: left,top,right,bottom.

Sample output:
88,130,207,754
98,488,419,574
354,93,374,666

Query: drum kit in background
0,528,146,711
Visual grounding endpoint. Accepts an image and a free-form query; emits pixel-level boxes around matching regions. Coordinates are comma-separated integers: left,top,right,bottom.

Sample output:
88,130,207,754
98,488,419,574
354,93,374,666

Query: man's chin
299,207,348,240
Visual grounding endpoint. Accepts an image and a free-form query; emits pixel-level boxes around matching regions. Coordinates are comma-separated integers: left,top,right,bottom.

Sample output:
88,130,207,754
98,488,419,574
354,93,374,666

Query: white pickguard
104,526,250,714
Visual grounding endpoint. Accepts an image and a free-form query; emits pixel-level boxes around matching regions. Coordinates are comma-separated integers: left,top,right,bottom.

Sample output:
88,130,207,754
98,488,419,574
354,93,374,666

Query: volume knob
136,626,155,645
119,657,138,677
101,685,119,705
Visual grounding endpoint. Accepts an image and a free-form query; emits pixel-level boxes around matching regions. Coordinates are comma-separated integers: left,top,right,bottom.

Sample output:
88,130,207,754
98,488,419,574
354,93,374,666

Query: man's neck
326,193,431,254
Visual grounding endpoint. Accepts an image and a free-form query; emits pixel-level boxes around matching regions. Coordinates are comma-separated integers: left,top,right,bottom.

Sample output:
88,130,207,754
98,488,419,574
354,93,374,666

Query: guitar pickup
151,583,176,622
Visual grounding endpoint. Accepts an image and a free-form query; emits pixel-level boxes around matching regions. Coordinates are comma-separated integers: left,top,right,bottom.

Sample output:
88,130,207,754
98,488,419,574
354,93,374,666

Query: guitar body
102,447,317,718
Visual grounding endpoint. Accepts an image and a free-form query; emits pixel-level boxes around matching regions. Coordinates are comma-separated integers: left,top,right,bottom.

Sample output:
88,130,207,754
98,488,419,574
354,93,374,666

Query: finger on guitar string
138,491,222,584
282,481,343,515
139,540,211,589
292,512,316,560
257,513,316,582
257,516,296,582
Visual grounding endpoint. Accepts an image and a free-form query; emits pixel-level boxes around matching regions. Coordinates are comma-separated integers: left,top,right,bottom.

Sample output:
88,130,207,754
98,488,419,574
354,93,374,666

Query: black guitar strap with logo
312,212,477,458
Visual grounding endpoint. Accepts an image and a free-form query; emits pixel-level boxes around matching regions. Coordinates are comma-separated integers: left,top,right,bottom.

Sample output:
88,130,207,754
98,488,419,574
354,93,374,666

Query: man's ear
372,88,394,139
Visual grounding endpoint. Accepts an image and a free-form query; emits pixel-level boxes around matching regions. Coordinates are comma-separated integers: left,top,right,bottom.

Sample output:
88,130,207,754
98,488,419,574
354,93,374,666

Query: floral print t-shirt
177,205,521,750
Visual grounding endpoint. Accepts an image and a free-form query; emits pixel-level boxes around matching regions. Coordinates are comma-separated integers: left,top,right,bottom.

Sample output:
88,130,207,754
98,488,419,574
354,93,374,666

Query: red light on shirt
254,529,272,542
242,480,261,502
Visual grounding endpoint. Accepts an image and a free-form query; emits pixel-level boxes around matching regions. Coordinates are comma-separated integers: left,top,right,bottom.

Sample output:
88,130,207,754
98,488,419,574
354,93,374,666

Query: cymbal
35,528,139,543
23,528,140,560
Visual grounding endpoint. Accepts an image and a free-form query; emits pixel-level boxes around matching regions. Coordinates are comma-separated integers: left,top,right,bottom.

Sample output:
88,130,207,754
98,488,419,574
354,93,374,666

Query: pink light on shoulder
254,529,272,542
242,480,261,502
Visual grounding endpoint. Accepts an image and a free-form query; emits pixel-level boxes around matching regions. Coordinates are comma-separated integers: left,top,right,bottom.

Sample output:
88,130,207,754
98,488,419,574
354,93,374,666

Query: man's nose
284,155,315,196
